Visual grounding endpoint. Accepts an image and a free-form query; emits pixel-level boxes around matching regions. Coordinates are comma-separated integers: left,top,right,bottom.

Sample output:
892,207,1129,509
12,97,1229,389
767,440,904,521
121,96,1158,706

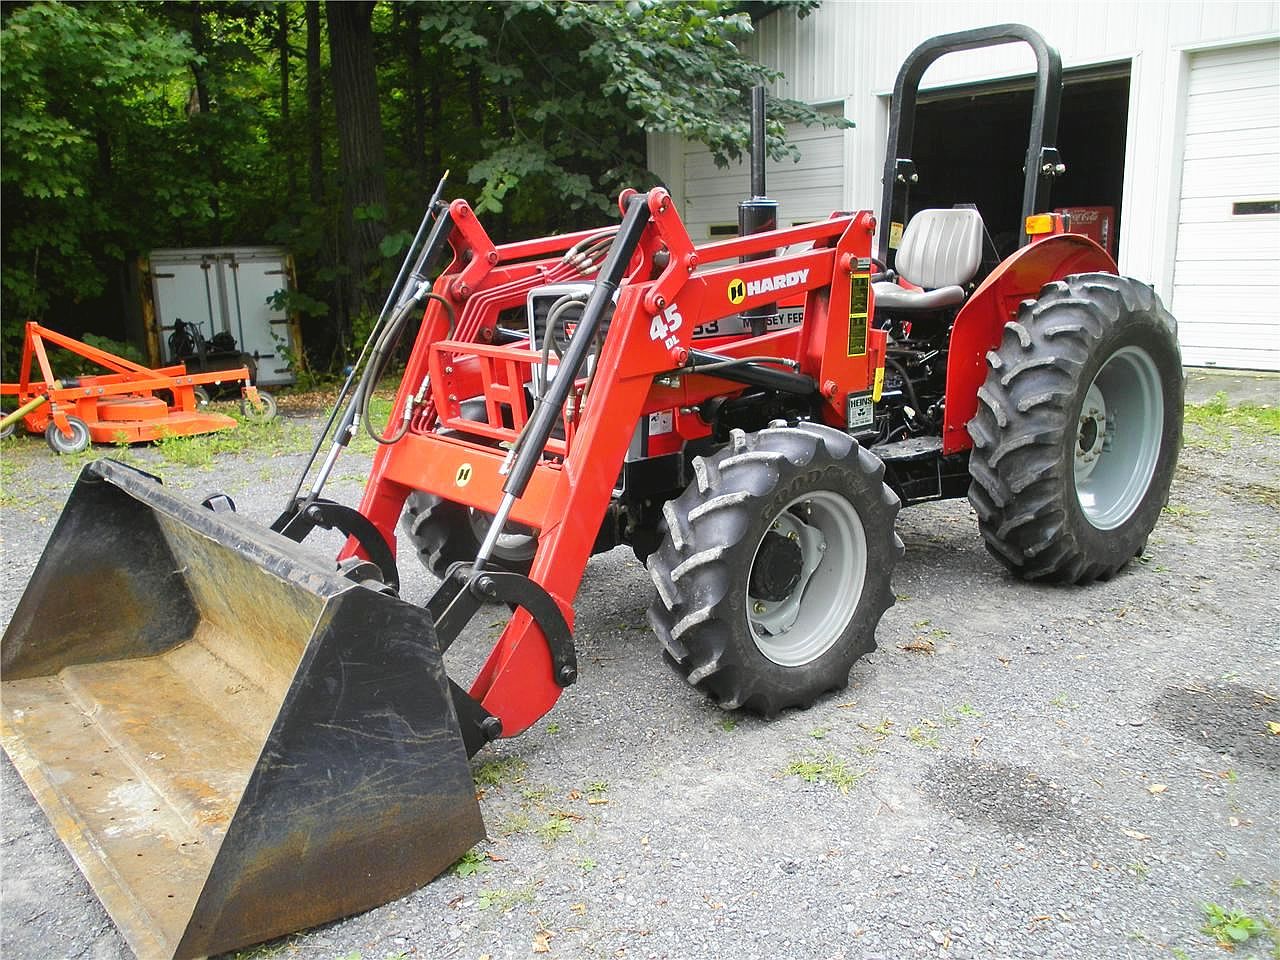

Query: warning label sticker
847,273,868,357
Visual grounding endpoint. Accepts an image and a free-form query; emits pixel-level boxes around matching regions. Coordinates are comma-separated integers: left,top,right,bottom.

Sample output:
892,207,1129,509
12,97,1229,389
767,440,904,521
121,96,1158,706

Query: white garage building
647,1,1280,371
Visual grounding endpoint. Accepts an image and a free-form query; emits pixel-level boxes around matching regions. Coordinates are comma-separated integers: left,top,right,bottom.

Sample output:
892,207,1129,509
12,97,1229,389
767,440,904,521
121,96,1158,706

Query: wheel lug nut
753,601,767,614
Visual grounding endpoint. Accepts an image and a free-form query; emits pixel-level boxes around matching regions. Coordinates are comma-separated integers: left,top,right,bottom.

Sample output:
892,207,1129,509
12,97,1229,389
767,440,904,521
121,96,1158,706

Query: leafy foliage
1200,902,1265,948
2,1,833,370
1,3,195,320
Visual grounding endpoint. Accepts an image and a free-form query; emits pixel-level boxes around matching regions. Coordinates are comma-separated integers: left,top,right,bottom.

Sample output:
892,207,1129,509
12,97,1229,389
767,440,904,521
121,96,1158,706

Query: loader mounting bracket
270,497,400,591
427,565,577,688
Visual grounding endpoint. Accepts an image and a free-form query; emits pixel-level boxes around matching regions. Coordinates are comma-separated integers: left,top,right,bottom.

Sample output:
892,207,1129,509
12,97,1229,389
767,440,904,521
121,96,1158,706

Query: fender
942,234,1117,454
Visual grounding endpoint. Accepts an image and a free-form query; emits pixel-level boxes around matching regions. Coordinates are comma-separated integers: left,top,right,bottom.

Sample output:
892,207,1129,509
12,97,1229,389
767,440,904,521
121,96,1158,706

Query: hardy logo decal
455,463,473,487
727,269,810,303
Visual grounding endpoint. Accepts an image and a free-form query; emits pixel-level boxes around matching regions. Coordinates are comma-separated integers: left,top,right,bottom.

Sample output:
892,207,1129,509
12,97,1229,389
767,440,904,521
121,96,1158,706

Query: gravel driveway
2,396,1277,960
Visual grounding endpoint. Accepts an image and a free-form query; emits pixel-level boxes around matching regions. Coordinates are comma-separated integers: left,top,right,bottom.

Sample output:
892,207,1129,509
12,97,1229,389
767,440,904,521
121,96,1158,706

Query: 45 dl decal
649,303,685,348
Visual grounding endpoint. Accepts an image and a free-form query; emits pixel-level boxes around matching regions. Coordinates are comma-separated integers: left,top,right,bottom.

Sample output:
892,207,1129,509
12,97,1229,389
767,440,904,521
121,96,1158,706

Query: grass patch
905,725,940,749
0,453,31,508
859,717,894,737
783,753,867,794
1185,392,1280,436
536,815,574,845
473,755,527,789
496,811,530,836
451,848,490,878
150,413,313,468
1162,503,1209,522
475,884,536,912
228,938,294,959
1200,902,1265,949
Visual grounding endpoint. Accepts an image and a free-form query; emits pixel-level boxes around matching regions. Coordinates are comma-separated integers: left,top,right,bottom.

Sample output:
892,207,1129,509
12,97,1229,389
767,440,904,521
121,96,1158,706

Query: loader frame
348,191,882,736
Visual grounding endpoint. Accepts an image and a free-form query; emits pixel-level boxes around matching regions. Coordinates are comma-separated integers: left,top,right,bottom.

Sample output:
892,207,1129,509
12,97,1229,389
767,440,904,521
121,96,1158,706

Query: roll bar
877,23,1065,265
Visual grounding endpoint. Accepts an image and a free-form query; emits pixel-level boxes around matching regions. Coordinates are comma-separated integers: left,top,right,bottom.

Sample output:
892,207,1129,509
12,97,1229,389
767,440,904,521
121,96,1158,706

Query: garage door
1171,41,1280,371
681,105,846,242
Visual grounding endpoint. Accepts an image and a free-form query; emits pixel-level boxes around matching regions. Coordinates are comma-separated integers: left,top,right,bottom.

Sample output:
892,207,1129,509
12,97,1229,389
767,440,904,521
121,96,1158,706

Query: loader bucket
0,460,484,960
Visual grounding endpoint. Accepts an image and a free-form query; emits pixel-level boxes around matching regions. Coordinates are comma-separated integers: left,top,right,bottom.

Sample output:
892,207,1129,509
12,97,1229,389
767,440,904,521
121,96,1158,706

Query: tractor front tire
648,423,902,716
967,273,1183,584
402,492,537,579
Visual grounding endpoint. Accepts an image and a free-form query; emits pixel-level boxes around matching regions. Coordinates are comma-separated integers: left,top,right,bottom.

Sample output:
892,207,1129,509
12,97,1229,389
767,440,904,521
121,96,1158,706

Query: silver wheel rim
1073,345,1164,530
747,490,867,667
241,392,276,423
50,419,89,452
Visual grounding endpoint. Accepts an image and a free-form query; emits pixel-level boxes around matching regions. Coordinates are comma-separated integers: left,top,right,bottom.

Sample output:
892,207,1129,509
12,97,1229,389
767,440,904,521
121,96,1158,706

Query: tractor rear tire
967,273,1183,584
647,423,902,716
402,492,537,580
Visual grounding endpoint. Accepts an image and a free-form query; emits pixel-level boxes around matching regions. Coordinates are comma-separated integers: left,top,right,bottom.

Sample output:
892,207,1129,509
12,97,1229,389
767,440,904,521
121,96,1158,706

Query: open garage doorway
907,65,1131,258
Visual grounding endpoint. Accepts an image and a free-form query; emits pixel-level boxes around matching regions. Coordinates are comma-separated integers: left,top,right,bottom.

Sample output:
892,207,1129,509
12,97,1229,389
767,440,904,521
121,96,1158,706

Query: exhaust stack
739,84,780,335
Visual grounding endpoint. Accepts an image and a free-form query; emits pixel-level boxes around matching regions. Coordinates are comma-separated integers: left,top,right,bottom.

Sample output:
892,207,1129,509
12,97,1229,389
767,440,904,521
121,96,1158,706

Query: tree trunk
403,9,428,180
186,0,222,244
327,0,387,326
306,1,324,206
429,57,442,172
278,4,296,201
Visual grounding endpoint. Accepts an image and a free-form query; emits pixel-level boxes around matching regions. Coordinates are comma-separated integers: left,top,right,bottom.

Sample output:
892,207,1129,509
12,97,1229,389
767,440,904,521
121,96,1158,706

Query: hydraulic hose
361,292,456,445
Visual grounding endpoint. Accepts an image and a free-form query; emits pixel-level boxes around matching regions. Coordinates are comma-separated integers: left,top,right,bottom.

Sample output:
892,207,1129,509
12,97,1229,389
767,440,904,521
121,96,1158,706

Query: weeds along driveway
1,398,1277,960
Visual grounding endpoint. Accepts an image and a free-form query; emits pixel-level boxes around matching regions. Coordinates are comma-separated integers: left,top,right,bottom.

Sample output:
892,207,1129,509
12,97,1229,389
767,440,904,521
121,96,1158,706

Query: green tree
0,2,196,324
2,1,835,370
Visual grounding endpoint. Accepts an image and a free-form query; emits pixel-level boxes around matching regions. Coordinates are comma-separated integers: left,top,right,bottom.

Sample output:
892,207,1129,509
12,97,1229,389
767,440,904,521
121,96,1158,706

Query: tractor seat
874,208,984,311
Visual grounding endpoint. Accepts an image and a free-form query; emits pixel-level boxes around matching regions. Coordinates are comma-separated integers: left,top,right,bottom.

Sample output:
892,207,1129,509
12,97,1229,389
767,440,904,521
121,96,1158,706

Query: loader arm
350,189,881,738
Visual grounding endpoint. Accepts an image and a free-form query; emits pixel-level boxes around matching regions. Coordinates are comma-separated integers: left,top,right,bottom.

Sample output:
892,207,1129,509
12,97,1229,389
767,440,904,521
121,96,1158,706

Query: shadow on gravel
920,757,1078,835
1151,681,1280,771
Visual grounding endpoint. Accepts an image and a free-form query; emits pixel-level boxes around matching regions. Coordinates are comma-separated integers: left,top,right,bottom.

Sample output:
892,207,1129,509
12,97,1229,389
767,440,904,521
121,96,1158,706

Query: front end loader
1,24,1184,959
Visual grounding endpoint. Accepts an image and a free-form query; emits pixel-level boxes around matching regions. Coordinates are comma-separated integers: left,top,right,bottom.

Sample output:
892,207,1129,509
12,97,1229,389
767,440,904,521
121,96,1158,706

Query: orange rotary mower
0,321,276,453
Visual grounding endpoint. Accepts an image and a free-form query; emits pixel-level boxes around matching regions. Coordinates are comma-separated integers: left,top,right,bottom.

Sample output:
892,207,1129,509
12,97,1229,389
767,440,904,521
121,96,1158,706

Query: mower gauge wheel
967,273,1183,583
648,423,902,716
240,390,277,423
44,416,91,455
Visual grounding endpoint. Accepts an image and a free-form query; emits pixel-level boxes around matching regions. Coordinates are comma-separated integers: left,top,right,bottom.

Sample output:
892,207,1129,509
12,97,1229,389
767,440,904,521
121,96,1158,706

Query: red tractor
1,24,1182,960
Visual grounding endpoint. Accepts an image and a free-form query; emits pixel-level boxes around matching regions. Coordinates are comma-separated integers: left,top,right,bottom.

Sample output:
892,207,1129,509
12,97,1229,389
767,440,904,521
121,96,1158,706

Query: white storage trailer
143,247,303,387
